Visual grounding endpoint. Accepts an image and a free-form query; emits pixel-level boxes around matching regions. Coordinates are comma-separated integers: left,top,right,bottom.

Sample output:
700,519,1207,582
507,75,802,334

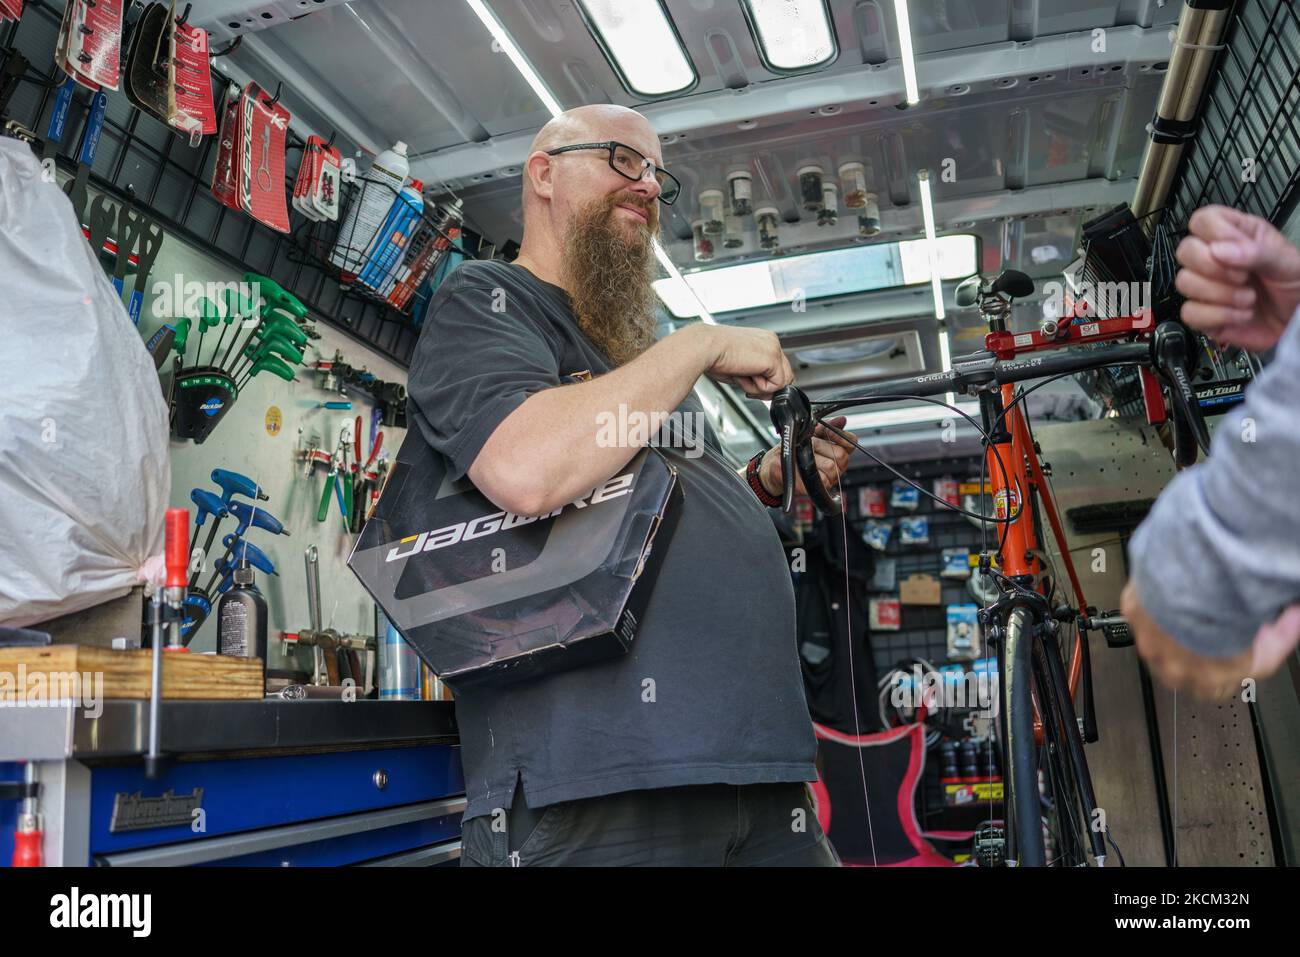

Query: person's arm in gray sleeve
1127,312,1300,658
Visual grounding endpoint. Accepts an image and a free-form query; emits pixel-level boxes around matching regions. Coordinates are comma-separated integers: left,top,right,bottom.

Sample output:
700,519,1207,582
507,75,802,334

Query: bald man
406,105,853,866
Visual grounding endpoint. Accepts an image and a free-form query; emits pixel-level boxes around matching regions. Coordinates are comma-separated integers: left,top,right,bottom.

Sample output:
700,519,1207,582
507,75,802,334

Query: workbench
0,700,463,866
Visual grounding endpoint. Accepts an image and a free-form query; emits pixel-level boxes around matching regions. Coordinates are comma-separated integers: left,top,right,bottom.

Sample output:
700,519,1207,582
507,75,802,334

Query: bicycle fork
1032,620,1108,866
998,605,1108,866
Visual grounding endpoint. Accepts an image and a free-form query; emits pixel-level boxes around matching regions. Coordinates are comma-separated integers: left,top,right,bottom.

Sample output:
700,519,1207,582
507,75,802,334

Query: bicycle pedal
1103,621,1133,648
974,821,1006,868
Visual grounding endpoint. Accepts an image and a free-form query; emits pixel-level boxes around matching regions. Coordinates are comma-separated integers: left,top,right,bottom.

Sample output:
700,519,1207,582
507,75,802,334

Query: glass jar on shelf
755,206,781,251
858,192,881,237
722,209,745,249
797,165,824,211
727,169,753,217
692,220,715,262
818,182,839,227
838,162,868,208
698,189,725,234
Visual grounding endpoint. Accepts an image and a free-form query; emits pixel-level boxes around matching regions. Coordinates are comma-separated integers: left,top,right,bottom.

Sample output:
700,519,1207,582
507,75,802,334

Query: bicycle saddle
990,269,1034,299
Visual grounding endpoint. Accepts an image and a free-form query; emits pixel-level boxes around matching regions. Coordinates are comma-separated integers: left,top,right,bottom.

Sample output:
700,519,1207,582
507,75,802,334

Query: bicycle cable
809,360,1148,867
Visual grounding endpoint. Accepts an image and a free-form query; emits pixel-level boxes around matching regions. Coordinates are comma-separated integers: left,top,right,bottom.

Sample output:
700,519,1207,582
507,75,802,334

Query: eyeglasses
544,141,681,205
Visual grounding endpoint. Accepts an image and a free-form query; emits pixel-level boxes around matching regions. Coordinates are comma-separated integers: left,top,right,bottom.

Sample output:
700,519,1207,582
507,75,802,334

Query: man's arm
471,325,713,515
1127,311,1300,657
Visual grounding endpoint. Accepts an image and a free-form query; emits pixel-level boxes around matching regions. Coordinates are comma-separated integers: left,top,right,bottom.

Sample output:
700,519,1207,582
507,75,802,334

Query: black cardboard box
348,434,681,690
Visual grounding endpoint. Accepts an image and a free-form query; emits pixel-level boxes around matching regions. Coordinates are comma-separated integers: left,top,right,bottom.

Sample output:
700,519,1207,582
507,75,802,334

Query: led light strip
893,0,921,105
463,0,715,324
843,400,980,432
464,0,565,117
918,170,944,322
917,168,955,405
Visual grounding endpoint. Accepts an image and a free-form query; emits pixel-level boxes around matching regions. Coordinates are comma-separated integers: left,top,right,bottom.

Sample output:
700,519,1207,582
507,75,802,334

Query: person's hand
757,415,856,500
1249,603,1300,678
1121,582,1254,699
1175,205,1300,351
695,325,794,398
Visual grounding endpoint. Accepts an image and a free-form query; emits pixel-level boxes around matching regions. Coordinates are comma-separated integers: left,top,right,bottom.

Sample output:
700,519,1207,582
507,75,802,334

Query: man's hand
1175,205,1300,351
696,325,795,399
1122,581,1255,699
757,415,856,500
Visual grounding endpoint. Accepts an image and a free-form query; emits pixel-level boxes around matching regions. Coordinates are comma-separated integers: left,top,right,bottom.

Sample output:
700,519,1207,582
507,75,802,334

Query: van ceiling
202,0,1181,392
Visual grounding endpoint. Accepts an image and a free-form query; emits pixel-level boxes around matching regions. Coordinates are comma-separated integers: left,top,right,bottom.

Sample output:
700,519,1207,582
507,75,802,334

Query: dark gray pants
460,781,839,867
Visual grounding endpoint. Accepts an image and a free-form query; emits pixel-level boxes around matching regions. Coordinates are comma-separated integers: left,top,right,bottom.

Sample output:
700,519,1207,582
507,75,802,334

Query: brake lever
769,387,841,515
1150,322,1213,467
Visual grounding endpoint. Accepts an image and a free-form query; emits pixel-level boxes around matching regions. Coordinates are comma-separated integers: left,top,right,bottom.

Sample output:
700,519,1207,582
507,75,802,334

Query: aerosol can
330,140,411,280
218,560,268,680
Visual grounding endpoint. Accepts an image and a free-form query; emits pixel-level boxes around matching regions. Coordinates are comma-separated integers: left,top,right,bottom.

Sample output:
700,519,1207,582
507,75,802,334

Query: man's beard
562,193,659,367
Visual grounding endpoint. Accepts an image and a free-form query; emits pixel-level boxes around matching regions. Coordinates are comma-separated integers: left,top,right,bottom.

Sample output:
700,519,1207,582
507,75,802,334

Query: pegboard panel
1034,416,1279,866
1157,697,1275,866
0,1,493,367
840,454,992,676
1166,0,1300,232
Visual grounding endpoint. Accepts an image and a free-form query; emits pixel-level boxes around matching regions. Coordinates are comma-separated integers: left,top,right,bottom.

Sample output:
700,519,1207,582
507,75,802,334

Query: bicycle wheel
1035,643,1091,865
1002,604,1046,866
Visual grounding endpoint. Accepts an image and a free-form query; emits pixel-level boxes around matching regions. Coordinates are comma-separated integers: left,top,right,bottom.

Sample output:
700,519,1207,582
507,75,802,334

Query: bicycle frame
982,380,1089,743
781,292,1233,864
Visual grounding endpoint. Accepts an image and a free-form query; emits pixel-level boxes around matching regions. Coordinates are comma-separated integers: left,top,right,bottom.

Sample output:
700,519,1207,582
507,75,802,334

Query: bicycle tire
1036,650,1091,865
1003,605,1046,866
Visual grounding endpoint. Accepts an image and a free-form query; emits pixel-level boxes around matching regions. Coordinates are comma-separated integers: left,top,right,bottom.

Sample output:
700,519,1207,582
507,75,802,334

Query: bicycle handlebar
770,322,1212,515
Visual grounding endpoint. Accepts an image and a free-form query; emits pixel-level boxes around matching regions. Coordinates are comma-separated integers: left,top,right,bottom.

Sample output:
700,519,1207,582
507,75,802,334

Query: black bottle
959,739,981,780
218,561,268,677
939,740,959,780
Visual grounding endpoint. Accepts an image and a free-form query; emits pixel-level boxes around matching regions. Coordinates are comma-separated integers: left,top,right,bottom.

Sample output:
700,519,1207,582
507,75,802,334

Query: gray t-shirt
1129,307,1300,657
406,260,817,821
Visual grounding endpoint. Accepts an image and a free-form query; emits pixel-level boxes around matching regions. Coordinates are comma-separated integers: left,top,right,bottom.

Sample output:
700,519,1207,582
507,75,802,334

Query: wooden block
0,645,263,701
899,573,942,605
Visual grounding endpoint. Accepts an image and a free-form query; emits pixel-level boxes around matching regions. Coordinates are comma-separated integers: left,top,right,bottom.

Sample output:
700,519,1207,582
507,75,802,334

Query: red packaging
211,95,239,208
933,477,960,509
237,83,291,233
73,0,123,91
858,485,886,518
869,599,901,631
171,20,217,140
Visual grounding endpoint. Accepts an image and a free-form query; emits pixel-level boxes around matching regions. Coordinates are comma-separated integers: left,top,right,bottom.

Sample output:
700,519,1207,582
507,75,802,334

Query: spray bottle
330,141,410,281
217,559,268,682
359,178,425,293
389,198,463,310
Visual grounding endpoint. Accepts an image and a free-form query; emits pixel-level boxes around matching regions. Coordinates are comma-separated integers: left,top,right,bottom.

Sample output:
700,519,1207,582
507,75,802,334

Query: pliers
315,427,353,528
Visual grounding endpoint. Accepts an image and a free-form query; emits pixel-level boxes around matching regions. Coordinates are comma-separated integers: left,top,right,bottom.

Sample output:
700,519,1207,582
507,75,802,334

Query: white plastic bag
0,138,170,626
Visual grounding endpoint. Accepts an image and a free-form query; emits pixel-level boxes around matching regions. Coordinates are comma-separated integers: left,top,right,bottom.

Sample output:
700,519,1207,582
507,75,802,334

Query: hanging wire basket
288,178,464,316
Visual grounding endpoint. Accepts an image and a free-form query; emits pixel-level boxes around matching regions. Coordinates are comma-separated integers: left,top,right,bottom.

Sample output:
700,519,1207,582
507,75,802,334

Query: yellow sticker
265,405,282,437
944,781,1004,805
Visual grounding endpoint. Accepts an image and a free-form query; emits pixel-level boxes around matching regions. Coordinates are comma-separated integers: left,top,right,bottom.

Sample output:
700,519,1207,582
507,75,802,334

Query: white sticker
1014,333,1034,347
1080,322,1100,337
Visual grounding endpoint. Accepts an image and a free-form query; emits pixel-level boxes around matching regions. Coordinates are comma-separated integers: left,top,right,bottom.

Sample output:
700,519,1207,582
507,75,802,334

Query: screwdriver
190,469,269,588
188,488,228,556
206,500,290,577
228,317,308,380
211,542,279,594
192,298,222,370
236,355,298,391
